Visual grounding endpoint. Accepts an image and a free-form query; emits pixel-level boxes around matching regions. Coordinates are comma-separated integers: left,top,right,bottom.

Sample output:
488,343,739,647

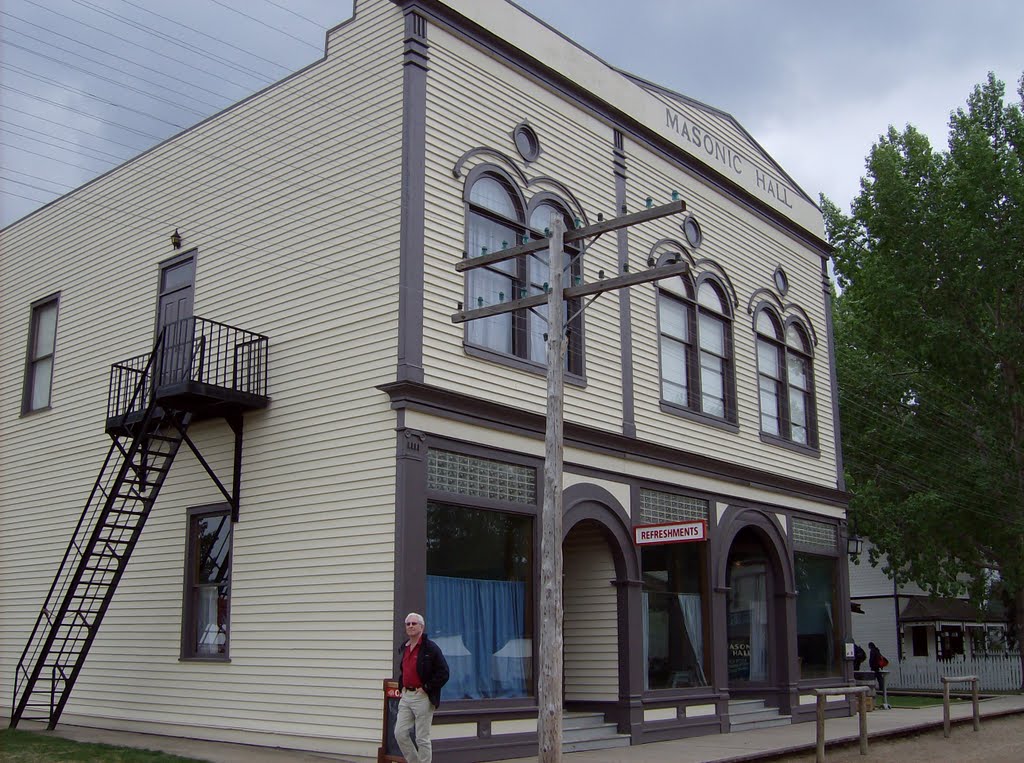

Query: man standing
396,612,449,763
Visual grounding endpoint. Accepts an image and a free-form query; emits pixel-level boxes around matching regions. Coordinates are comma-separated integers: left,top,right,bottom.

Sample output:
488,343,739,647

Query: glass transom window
428,449,536,504
792,517,837,550
639,489,709,524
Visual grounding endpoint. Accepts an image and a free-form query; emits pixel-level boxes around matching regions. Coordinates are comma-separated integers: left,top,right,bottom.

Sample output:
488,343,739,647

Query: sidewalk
10,694,1024,763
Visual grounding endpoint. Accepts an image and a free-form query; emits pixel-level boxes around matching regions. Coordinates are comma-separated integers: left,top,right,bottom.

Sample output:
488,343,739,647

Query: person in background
395,612,449,763
867,641,888,690
853,642,867,671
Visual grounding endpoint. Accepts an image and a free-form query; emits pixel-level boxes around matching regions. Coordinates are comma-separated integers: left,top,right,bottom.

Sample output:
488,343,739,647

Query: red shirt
402,640,423,689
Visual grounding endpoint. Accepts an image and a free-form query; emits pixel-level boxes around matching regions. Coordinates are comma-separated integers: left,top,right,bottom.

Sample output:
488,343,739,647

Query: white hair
405,612,424,626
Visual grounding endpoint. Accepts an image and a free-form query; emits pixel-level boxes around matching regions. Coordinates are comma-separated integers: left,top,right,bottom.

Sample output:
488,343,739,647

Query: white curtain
749,574,768,681
677,593,707,685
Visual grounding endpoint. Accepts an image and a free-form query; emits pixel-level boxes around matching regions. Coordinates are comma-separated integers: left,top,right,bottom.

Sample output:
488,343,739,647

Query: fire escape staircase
10,317,269,729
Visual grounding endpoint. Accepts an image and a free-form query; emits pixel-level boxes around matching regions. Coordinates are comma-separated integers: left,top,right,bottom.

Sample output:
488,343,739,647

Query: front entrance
726,528,773,687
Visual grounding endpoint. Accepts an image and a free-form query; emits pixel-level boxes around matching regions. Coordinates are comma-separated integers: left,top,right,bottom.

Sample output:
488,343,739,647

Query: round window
773,267,789,294
680,214,703,249
512,122,540,162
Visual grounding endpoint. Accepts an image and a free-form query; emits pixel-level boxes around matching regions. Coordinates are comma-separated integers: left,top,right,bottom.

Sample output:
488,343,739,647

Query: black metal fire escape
10,317,269,729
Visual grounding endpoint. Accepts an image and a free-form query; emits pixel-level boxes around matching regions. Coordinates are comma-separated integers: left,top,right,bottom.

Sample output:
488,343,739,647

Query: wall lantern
847,534,864,558
171,229,182,249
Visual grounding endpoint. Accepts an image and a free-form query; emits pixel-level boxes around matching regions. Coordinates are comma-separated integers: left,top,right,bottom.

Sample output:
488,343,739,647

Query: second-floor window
465,169,582,375
756,308,816,446
658,276,734,420
22,294,60,414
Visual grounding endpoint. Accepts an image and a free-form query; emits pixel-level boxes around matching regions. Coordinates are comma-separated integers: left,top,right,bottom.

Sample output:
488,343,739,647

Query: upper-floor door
156,253,195,385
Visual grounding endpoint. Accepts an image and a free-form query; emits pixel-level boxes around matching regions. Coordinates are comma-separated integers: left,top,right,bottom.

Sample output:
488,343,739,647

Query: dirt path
771,712,1024,763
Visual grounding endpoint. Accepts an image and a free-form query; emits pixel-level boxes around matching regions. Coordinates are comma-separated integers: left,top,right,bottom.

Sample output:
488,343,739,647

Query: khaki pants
395,688,434,763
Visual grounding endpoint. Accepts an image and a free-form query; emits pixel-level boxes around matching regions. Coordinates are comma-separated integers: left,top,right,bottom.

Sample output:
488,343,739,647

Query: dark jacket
868,643,885,672
398,633,450,708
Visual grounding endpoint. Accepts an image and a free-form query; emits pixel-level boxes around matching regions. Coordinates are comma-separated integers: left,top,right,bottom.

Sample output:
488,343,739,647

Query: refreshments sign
634,520,707,545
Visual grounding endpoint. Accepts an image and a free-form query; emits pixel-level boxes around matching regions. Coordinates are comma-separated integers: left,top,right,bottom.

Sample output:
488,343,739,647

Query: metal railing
107,317,268,420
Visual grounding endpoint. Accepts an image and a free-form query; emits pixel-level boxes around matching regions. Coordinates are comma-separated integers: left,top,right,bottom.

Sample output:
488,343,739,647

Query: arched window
755,308,816,446
466,174,523,355
464,170,582,374
785,323,813,445
658,274,734,420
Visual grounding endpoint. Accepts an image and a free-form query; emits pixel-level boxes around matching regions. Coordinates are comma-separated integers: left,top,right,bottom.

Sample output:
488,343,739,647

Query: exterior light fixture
171,229,182,249
847,534,864,558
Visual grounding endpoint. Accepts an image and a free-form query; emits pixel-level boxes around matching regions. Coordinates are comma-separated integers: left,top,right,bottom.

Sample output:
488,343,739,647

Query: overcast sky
2,0,1022,230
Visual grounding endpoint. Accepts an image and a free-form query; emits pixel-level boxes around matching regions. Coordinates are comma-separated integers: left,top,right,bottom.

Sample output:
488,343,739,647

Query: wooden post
942,678,951,738
537,220,566,762
815,695,826,763
813,687,869,762
972,677,980,732
858,691,868,755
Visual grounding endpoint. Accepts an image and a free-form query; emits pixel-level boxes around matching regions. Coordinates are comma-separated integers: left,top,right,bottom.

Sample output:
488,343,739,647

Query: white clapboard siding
849,597,899,663
421,26,625,434
564,523,619,702
624,140,838,488
0,0,405,756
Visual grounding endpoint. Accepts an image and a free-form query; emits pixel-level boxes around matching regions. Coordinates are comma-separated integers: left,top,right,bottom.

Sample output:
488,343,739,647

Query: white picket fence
892,654,1023,692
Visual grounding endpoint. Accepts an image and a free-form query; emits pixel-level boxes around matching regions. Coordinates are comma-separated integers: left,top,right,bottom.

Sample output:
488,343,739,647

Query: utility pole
539,221,566,759
453,198,693,761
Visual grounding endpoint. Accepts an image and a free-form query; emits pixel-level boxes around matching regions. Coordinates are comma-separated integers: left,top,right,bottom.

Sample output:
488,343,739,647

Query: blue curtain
427,574,527,699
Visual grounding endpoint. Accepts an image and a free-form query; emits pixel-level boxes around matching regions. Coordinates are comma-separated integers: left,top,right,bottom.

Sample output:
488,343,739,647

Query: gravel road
770,712,1024,763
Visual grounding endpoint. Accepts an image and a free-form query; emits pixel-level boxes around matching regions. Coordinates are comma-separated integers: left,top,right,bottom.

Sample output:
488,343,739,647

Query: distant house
2,1,853,760
848,541,1018,690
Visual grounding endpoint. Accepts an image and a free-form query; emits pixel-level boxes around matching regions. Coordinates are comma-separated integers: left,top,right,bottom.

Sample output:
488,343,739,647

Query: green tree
825,73,1024,686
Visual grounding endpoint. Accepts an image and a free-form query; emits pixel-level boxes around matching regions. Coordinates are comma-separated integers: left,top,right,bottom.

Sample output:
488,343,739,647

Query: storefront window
795,552,840,678
426,502,533,700
642,543,707,689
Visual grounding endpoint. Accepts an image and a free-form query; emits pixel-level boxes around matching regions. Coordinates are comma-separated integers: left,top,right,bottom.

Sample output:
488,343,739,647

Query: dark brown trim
614,130,637,438
759,431,821,457
821,261,847,491
379,379,849,507
393,419,428,658
713,505,797,714
396,9,430,384
659,401,740,433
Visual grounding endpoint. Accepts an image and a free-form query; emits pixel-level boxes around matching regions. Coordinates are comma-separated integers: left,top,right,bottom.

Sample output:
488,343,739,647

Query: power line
16,0,267,92
106,0,294,75
260,0,325,30
0,64,192,129
1,39,213,118
0,20,236,108
207,0,322,52
0,124,126,165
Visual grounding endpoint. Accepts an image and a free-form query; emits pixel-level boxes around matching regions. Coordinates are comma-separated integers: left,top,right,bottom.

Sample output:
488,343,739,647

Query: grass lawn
0,729,206,762
887,694,966,709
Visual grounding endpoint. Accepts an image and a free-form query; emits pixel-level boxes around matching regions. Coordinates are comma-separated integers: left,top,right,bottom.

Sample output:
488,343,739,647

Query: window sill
20,405,53,418
659,401,738,432
464,343,587,388
179,655,231,663
759,431,820,457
